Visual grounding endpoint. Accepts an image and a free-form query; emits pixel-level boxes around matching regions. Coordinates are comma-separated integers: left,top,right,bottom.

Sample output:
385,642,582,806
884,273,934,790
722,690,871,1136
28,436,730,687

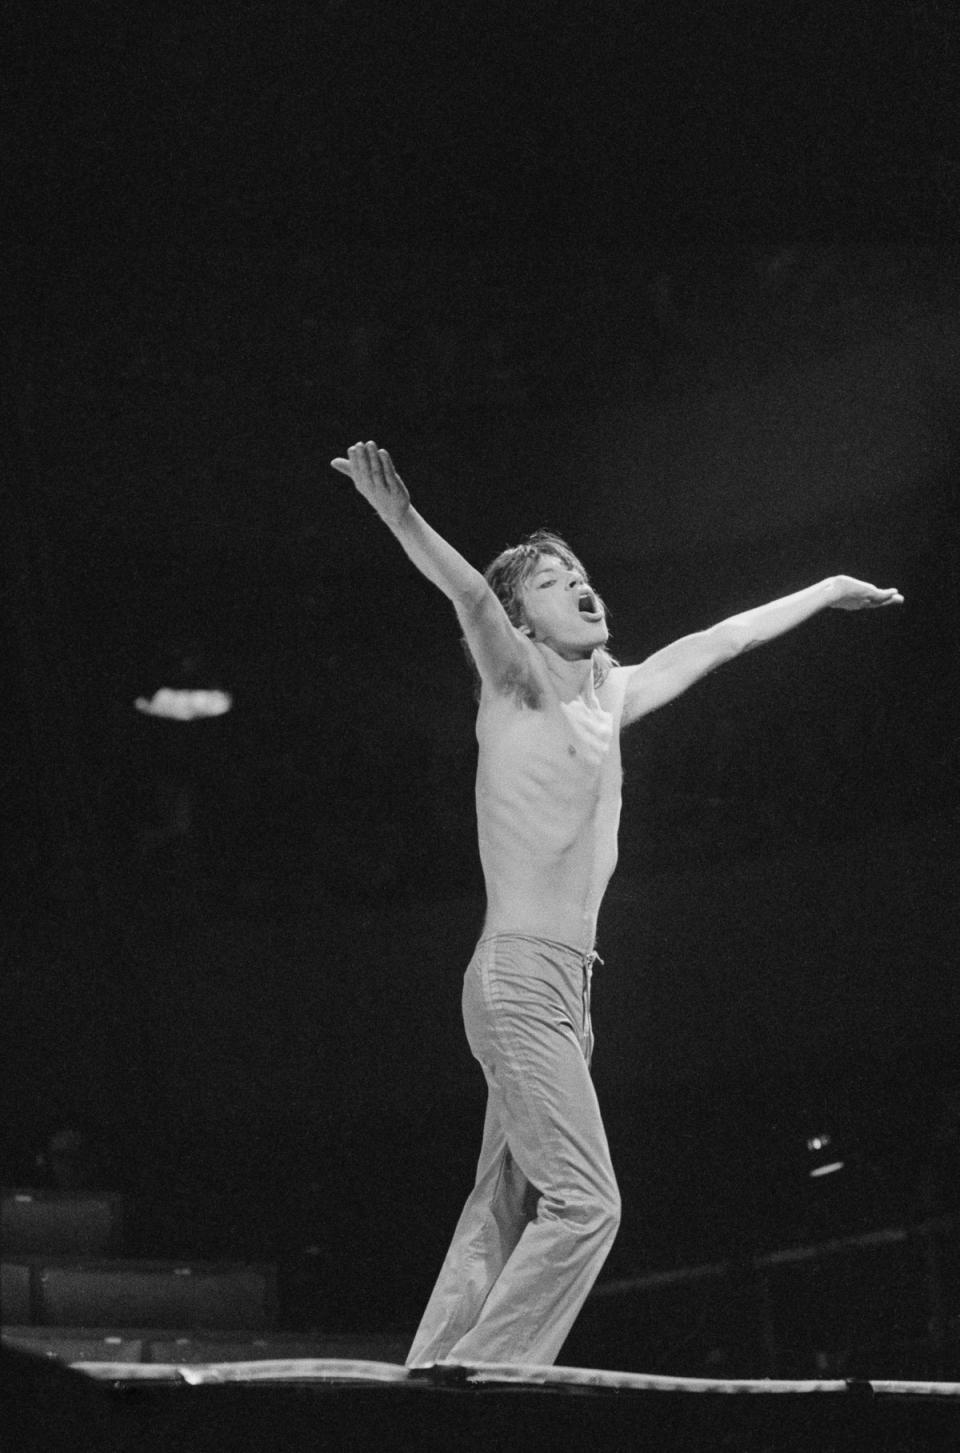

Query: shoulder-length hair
461,529,617,698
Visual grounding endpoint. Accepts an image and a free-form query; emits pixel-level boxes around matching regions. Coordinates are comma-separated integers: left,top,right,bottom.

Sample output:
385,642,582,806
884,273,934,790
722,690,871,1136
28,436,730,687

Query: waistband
476,932,603,972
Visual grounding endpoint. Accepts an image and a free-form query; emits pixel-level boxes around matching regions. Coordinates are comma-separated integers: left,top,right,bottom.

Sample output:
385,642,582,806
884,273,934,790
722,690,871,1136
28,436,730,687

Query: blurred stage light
134,688,233,720
806,1132,845,1179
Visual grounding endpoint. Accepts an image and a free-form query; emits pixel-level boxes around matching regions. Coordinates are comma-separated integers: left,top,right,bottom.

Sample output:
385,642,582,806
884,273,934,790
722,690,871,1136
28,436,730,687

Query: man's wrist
375,499,411,530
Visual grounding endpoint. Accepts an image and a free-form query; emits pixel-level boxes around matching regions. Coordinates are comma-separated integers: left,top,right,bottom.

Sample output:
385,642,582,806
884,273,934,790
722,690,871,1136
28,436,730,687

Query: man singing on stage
331,440,902,1368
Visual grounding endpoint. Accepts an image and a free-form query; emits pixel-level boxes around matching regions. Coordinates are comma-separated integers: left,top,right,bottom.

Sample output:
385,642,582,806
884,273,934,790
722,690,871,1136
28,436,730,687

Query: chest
480,695,619,791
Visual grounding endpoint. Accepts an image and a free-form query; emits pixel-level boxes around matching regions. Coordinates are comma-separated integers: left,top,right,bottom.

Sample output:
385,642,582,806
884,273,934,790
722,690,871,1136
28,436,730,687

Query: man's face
518,552,609,658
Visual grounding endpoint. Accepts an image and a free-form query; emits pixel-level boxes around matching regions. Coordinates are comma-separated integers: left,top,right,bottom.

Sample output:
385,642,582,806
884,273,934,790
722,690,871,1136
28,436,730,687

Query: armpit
497,659,544,710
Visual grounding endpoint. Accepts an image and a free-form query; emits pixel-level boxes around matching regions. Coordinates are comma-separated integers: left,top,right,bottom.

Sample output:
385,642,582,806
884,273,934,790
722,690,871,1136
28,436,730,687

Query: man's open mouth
578,590,602,618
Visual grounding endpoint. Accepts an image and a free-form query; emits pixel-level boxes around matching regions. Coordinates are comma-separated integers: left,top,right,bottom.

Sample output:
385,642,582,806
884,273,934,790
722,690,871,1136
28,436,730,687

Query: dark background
3,0,958,1347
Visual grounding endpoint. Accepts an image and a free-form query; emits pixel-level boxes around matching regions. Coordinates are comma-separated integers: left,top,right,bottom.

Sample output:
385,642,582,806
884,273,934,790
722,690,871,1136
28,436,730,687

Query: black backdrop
3,0,958,1337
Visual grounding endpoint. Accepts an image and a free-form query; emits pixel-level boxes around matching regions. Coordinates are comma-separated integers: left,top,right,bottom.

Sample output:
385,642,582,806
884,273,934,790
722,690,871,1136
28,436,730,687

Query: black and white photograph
3,2,958,1448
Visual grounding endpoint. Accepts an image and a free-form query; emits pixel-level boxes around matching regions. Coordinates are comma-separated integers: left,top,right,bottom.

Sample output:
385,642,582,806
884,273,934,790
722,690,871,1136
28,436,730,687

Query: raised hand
331,441,410,525
829,576,904,611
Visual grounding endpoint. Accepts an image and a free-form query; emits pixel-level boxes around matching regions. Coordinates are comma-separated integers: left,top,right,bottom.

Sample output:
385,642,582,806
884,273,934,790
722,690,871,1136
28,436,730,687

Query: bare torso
475,667,626,953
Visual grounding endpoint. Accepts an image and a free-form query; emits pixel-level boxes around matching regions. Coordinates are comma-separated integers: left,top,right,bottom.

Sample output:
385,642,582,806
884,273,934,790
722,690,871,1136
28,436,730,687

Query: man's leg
405,1063,537,1366
442,948,620,1366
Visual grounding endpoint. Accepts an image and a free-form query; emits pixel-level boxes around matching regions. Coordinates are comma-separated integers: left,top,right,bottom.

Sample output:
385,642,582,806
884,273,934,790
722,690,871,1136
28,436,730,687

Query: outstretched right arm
331,441,528,690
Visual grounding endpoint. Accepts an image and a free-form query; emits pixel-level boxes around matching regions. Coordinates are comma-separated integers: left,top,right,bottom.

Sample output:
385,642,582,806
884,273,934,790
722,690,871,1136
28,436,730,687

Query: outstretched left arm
617,575,903,728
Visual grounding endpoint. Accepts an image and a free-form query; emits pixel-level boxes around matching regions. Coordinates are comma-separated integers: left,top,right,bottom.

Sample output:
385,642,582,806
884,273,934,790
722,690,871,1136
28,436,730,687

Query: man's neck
536,646,596,704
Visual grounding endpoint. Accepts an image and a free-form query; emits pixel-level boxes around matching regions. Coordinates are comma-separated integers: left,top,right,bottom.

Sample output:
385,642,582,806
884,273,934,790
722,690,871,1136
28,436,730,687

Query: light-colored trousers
406,933,621,1367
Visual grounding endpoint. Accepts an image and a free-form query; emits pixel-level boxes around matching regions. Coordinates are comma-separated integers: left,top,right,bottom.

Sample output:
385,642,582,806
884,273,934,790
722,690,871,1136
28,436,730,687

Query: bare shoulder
598,664,629,726
459,589,547,703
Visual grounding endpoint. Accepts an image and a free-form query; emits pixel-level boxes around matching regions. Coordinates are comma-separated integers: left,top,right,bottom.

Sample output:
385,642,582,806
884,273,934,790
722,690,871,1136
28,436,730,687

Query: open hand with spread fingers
829,576,904,611
331,441,410,526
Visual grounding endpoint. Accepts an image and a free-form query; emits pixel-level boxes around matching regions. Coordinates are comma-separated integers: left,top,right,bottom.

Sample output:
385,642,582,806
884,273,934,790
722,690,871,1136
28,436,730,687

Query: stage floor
5,1346,957,1453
